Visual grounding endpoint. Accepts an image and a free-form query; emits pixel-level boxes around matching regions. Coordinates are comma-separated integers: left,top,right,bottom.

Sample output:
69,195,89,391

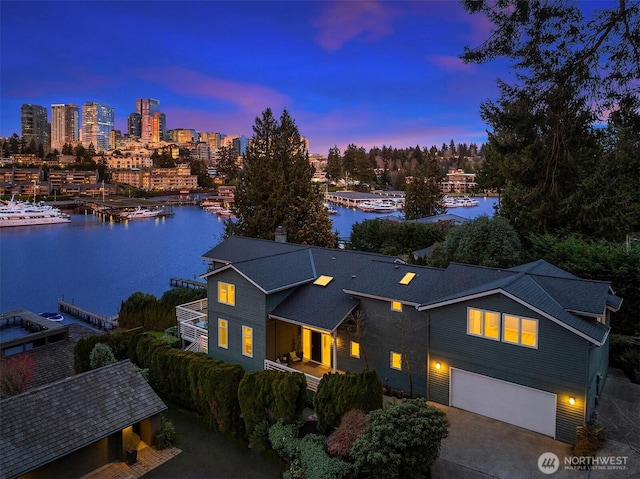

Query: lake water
0,197,498,320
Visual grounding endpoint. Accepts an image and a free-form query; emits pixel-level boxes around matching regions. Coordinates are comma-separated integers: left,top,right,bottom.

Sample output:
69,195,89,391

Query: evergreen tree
326,146,342,181
217,145,240,182
403,157,445,220
225,108,337,247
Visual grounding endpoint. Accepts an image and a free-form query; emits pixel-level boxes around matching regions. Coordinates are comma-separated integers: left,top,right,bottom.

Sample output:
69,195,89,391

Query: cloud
312,0,399,51
427,55,476,73
4,66,118,98
133,66,289,114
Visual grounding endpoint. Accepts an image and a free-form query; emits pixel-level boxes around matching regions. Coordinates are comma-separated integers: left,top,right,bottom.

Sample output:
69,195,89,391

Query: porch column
332,330,337,373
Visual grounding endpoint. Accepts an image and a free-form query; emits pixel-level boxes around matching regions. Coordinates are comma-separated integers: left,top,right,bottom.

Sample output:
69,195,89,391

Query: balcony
177,299,208,353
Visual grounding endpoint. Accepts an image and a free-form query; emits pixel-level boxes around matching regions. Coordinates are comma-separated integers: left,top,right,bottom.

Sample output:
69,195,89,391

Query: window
467,308,500,340
218,319,228,349
391,301,402,312
399,272,416,285
218,282,235,305
314,275,333,286
503,315,538,348
390,351,402,370
242,326,253,357
350,341,360,358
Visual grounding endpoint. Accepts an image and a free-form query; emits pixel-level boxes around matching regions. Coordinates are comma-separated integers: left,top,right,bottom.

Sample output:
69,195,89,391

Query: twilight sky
3,1,525,154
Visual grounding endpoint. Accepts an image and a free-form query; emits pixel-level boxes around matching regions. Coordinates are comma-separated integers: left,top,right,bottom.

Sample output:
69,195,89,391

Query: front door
302,327,331,367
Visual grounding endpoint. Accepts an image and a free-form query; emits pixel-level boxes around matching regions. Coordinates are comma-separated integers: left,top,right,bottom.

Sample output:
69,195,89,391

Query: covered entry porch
265,317,340,390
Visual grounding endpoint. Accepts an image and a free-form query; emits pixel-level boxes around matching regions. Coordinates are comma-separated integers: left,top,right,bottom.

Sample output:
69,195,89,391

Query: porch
176,299,208,353
264,358,336,392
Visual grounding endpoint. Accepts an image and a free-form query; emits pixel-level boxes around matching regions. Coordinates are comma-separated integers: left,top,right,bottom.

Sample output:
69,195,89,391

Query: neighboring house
0,360,166,479
177,235,622,443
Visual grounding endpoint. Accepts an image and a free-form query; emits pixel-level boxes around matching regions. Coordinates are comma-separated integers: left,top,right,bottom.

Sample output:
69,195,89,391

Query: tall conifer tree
225,108,338,247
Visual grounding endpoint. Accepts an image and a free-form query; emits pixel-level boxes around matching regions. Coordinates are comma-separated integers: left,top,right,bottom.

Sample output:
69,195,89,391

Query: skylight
399,272,416,285
314,275,333,286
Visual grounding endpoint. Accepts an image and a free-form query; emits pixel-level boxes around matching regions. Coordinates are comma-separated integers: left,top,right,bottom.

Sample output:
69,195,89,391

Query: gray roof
0,360,166,479
204,237,621,346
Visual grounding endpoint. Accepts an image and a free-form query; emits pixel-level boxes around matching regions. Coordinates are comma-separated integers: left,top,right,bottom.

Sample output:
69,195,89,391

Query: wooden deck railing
264,359,321,392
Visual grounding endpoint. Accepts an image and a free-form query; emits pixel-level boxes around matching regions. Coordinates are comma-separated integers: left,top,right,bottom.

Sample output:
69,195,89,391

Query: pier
57,300,119,330
170,277,206,289
324,190,405,209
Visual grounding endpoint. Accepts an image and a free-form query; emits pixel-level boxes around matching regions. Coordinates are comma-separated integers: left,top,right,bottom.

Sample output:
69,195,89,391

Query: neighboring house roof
0,360,166,479
204,237,621,347
410,213,469,225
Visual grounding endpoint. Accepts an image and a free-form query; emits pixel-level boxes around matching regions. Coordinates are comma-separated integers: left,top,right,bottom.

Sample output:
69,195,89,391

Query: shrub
0,353,34,397
74,332,133,373
327,409,367,459
351,398,449,479
269,420,301,460
297,434,354,479
160,414,177,446
89,343,116,369
573,423,605,461
238,370,307,443
133,334,245,437
313,369,382,433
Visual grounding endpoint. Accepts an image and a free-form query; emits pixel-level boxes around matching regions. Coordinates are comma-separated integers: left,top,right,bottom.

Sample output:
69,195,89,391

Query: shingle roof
0,360,166,479
206,238,621,346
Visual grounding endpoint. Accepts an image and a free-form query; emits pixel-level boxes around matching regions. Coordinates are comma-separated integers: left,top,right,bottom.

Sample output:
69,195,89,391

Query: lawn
144,399,283,479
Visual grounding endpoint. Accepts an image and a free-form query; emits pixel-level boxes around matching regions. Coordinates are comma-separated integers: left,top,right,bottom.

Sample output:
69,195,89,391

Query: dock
170,277,206,289
324,190,405,209
57,300,119,330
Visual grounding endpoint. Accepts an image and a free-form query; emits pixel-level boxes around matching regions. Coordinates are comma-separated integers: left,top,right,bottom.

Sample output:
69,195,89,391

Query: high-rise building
50,104,79,152
21,104,50,153
128,112,141,138
151,112,166,142
82,102,114,151
136,98,160,142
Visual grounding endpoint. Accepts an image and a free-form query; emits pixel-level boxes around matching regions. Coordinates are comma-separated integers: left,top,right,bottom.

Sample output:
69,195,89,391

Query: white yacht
123,207,162,220
0,199,71,227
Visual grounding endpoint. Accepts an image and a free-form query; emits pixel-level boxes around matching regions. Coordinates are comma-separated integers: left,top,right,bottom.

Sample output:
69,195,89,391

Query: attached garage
450,368,557,438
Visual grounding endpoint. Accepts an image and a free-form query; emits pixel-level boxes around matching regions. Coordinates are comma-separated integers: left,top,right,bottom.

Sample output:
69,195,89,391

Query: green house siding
428,294,591,443
349,298,428,396
586,335,609,420
206,269,267,372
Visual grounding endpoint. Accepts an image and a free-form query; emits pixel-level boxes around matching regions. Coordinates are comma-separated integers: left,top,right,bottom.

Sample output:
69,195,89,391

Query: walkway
80,444,181,479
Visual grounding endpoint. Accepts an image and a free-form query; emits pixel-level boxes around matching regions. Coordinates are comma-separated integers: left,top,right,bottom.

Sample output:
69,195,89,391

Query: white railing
264,359,321,392
176,298,208,323
180,321,208,353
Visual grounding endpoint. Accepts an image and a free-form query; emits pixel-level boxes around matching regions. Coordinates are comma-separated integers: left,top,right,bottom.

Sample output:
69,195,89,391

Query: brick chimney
275,226,287,243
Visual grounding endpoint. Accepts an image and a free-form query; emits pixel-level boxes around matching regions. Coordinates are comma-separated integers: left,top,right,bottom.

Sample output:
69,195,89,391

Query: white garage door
450,368,556,437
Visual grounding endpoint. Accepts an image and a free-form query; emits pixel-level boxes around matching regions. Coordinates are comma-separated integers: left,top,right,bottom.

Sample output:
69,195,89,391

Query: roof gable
0,360,166,478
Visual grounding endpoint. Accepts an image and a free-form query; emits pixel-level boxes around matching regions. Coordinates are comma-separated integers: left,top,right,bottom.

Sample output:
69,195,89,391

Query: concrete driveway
430,370,640,479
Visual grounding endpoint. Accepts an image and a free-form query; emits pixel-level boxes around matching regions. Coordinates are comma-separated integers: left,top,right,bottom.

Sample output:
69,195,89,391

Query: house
0,360,166,479
177,235,622,443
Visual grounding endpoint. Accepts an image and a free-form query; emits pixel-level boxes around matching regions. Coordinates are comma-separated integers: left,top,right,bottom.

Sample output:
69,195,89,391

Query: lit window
467,308,500,340
503,315,520,344
218,282,235,305
350,341,360,358
242,326,253,357
390,351,402,370
391,301,402,312
399,272,416,285
314,275,333,286
218,319,228,349
502,315,538,348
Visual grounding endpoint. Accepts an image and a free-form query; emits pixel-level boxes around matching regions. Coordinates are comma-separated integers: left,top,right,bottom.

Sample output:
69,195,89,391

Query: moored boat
0,198,71,227
123,207,162,220
39,312,64,322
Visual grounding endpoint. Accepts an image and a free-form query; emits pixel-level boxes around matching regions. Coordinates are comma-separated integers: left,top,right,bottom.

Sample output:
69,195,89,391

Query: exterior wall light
435,362,441,370
569,397,576,405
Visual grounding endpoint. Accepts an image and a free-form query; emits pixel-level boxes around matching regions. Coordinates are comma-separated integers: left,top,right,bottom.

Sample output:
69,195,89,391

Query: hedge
313,369,382,433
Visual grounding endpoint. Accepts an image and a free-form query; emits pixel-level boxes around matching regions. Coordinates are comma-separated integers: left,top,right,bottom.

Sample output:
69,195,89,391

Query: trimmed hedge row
238,370,307,440
130,333,246,436
313,369,383,433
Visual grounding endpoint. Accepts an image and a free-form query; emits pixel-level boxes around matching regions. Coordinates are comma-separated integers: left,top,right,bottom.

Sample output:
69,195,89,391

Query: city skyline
0,1,607,155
